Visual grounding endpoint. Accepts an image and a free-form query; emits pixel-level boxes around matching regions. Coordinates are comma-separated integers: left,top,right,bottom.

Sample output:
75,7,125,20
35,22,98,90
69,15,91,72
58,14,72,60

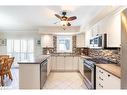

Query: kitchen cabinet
78,57,84,76
76,33,85,47
47,57,51,76
51,56,57,71
86,12,121,48
91,24,99,37
72,56,79,71
85,30,92,47
98,13,121,47
41,35,53,47
106,13,121,47
57,56,65,71
96,67,120,89
19,57,48,89
51,56,79,71
65,56,73,71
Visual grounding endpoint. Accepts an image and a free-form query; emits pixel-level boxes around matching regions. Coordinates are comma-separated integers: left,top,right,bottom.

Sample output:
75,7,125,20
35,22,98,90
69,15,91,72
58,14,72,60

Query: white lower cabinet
96,67,121,89
57,56,65,71
78,57,84,76
51,56,57,71
47,57,51,76
65,56,73,71
73,56,79,71
51,56,79,71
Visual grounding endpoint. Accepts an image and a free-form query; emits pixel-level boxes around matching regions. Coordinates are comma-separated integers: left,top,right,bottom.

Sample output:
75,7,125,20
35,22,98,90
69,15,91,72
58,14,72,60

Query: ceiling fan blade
67,22,71,26
67,16,77,21
55,14,62,20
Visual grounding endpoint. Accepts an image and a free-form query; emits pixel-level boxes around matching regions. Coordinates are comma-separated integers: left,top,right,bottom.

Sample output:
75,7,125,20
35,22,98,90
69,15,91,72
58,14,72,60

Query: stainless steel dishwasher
40,59,47,89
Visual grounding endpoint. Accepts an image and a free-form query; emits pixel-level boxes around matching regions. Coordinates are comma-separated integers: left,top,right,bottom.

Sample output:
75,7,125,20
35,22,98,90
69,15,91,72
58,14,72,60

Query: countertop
18,55,50,64
96,64,121,79
80,55,92,59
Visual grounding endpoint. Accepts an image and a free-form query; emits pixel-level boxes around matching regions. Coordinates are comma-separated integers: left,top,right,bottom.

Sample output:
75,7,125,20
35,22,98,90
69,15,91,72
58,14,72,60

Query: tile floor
0,68,19,90
43,72,87,89
0,69,87,90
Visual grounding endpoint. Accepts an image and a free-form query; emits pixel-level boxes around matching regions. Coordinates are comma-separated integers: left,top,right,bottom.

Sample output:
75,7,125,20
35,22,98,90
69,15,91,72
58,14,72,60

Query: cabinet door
103,71,121,89
99,13,121,47
57,56,64,71
78,57,84,76
65,56,73,71
51,56,57,71
106,13,121,47
41,35,53,47
47,57,51,76
73,56,78,71
85,30,92,47
76,33,85,47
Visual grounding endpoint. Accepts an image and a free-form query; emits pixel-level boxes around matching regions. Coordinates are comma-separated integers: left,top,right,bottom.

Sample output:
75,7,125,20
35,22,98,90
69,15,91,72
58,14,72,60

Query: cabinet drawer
96,67,105,75
96,82,104,89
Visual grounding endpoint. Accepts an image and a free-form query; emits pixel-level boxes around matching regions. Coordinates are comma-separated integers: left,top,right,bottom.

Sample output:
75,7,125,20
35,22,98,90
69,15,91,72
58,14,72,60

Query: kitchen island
18,55,50,89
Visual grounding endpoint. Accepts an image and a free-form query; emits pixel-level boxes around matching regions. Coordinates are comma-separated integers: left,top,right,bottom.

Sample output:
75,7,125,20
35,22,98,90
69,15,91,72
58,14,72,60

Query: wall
121,9,127,89
0,31,42,58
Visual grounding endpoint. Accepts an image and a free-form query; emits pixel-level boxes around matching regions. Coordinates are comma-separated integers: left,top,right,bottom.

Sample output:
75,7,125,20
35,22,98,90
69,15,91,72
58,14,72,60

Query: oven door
83,63,94,89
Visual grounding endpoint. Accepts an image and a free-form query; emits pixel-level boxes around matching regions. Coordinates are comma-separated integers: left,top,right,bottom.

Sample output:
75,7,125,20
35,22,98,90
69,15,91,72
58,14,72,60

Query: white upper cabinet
106,13,121,47
76,33,85,47
85,30,92,47
85,12,121,48
41,35,53,47
98,13,121,47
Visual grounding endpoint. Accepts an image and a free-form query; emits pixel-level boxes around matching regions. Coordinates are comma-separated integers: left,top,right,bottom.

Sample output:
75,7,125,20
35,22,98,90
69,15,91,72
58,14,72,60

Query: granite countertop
51,54,80,57
96,64,121,79
80,55,92,59
18,55,50,64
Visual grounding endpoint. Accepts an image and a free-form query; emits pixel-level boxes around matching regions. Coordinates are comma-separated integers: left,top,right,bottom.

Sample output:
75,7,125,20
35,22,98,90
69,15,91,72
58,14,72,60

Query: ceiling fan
54,11,77,26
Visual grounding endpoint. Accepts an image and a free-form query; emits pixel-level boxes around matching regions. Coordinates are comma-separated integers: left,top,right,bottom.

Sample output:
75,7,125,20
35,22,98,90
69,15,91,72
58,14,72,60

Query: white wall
0,30,42,58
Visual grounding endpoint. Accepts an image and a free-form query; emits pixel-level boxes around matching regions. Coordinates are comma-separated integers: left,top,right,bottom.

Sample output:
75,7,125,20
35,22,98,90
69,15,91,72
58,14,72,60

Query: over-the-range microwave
90,34,107,48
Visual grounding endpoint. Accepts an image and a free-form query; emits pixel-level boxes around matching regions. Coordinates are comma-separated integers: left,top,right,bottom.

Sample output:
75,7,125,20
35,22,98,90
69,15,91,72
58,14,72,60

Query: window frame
56,35,73,53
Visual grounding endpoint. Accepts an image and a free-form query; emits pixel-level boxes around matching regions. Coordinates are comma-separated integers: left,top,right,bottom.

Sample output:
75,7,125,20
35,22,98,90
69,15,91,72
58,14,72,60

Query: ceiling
0,6,121,31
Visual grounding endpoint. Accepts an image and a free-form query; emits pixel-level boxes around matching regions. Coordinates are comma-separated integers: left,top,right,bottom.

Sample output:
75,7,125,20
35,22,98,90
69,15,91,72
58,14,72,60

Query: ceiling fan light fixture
60,21,68,26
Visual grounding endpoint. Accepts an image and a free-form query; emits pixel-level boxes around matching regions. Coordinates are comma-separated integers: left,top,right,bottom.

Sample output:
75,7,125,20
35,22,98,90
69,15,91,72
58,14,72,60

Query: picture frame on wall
0,39,7,46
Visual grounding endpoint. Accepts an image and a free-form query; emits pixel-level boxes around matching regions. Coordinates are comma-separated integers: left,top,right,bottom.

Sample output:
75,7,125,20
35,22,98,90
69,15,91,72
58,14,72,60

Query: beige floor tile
43,72,87,89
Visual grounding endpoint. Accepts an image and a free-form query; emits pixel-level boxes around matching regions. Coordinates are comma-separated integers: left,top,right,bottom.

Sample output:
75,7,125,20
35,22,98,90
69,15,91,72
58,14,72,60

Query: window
57,36,72,53
7,39,34,67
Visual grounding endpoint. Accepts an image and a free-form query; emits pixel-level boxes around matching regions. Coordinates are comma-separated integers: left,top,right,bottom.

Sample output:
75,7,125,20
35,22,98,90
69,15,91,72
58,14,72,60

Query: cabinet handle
108,74,110,77
99,70,103,74
99,77,103,81
99,83,103,88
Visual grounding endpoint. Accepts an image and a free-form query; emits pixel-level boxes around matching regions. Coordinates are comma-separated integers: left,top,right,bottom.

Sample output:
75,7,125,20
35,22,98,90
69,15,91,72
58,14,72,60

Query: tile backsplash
89,49,120,64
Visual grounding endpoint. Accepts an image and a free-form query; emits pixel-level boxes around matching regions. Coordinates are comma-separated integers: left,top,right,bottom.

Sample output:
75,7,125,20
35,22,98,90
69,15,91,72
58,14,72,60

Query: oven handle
84,62,94,70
